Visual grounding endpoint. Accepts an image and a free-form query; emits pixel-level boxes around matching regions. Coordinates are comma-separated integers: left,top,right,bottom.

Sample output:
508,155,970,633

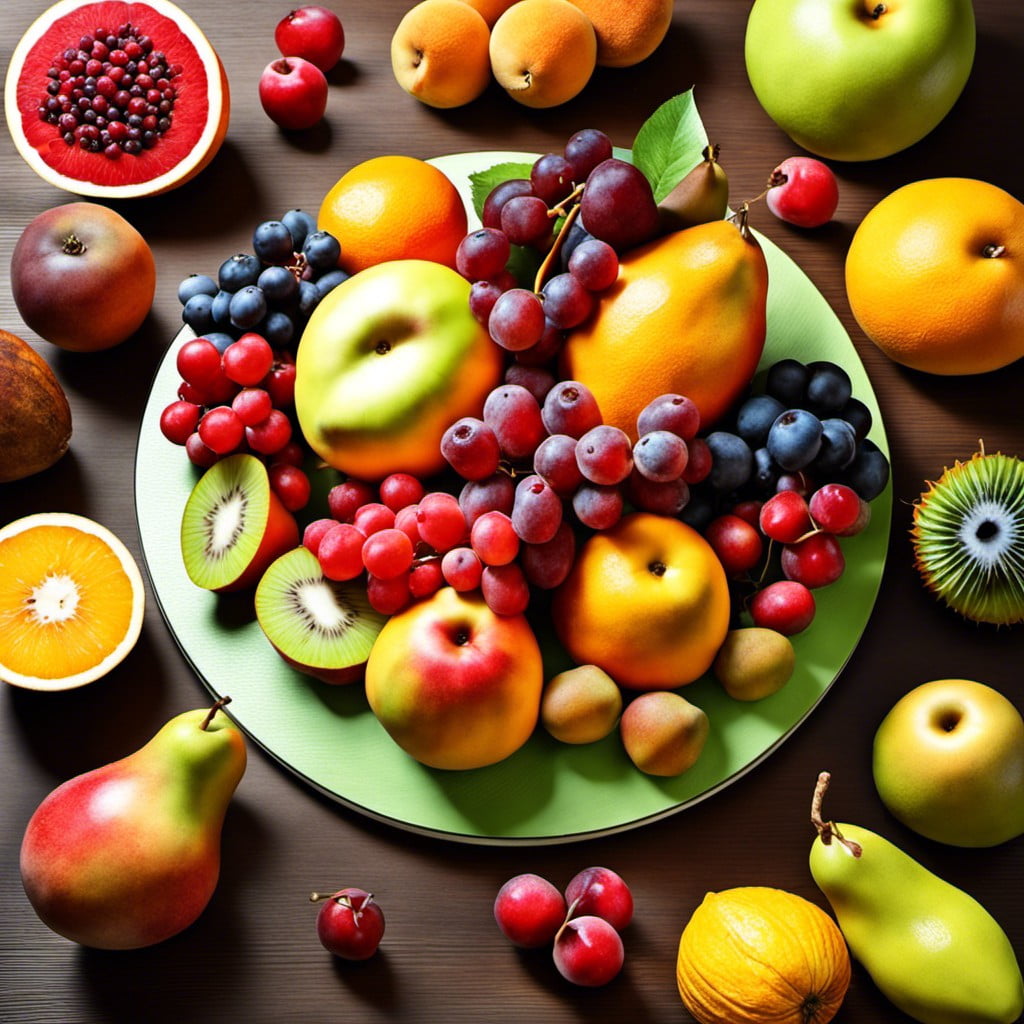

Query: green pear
809,772,1024,1024
20,697,246,949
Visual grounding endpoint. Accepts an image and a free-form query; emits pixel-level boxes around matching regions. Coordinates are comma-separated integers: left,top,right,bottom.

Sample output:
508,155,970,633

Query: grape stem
533,187,585,293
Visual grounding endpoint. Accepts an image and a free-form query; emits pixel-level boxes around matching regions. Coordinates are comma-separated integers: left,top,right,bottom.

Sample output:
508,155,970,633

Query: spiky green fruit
911,450,1024,625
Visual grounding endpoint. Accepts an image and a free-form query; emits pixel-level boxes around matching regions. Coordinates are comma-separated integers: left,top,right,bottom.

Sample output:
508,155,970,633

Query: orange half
0,513,145,690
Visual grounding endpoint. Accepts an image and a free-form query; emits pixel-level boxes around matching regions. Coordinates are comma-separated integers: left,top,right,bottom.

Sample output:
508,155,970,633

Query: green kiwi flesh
912,449,1024,626
180,453,298,592
255,546,387,684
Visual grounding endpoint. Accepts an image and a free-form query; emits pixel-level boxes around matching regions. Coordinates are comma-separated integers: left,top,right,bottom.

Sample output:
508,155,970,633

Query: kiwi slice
911,448,1024,625
255,546,386,684
181,453,298,592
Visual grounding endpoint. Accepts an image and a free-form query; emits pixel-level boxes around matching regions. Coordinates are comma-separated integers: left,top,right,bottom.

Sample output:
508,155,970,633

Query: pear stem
811,771,863,857
200,695,232,731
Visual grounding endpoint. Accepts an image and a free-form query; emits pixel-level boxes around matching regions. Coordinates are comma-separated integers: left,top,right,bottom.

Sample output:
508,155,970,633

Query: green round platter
135,152,891,845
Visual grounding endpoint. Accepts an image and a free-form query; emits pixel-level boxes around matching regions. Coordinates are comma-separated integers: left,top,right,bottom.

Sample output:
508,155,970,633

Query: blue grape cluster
177,210,347,351
682,357,890,531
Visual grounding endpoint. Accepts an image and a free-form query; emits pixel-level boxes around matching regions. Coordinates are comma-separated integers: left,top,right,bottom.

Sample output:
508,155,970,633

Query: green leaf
469,162,533,222
631,90,710,203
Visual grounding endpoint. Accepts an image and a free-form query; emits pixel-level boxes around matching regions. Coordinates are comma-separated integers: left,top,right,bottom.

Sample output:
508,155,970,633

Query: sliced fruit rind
0,511,145,691
5,0,230,198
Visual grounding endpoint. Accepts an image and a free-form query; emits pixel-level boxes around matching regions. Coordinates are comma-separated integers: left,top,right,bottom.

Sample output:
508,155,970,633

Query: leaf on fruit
470,161,533,222
631,89,710,204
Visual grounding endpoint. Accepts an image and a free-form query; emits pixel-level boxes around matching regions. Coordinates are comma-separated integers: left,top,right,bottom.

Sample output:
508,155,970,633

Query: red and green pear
20,698,246,949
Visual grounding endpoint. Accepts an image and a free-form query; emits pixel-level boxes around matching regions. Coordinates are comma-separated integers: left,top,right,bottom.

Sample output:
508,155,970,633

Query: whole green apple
294,258,503,481
744,0,976,162
364,587,543,770
872,679,1024,847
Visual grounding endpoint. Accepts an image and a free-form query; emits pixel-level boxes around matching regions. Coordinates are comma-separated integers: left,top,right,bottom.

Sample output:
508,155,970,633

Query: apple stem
61,232,87,257
811,771,863,857
870,3,886,18
982,243,1006,259
200,695,232,731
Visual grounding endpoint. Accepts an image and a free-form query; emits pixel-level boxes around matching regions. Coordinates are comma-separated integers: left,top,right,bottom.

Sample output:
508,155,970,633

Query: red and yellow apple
294,259,503,480
364,587,543,770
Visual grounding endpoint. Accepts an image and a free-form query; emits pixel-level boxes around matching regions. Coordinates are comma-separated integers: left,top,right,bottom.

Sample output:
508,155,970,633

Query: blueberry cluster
682,358,890,531
177,210,347,351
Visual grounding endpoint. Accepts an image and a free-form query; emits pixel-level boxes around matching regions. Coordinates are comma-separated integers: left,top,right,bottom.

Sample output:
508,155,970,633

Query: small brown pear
656,143,730,234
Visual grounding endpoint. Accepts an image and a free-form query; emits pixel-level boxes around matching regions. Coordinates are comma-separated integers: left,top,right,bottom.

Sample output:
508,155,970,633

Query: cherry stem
554,896,583,944
811,771,863,857
200,695,232,731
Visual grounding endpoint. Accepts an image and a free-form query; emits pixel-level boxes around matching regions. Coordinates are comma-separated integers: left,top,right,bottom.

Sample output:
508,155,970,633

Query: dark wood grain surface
3,2,1024,1021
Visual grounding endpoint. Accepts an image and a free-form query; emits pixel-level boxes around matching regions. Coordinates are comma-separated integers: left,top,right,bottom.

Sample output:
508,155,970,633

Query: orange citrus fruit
318,155,469,275
565,0,674,67
845,177,1024,376
390,0,492,109
0,513,145,691
552,512,731,690
560,218,769,439
489,0,597,108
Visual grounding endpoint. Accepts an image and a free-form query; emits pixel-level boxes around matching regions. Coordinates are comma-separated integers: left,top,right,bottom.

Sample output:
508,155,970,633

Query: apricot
620,691,709,777
457,0,520,27
541,664,623,744
565,0,674,67
11,202,155,352
391,0,492,109
489,0,597,108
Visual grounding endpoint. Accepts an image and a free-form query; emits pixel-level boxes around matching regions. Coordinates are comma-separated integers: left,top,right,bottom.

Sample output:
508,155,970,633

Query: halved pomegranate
5,0,230,198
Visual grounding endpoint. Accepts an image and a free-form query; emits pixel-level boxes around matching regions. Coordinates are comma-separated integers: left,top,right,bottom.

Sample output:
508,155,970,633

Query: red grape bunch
455,128,662,364
159,333,310,512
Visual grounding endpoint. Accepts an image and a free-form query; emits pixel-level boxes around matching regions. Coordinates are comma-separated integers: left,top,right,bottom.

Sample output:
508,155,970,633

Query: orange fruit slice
0,513,145,690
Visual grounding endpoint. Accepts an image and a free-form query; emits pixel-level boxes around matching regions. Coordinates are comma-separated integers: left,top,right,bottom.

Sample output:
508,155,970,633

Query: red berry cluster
493,867,632,988
703,480,870,636
159,332,309,511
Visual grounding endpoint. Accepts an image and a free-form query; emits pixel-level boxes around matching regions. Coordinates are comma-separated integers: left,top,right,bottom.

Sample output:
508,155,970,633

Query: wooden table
2,2,1023,1021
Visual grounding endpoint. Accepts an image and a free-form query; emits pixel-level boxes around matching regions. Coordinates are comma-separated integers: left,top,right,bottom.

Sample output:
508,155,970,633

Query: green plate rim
134,151,891,846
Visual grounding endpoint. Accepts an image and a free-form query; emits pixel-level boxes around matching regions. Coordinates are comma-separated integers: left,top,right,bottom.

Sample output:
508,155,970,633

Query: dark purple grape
258,264,299,303
228,285,267,330
841,439,890,501
766,409,823,471
579,158,659,253
765,358,809,406
735,394,786,448
253,220,295,265
218,253,261,291
811,417,857,474
182,292,216,333
806,360,852,415
705,430,754,492
177,274,218,305
564,128,613,182
281,208,318,251
314,268,349,299
482,178,533,230
531,153,575,205
210,289,233,326
302,230,341,272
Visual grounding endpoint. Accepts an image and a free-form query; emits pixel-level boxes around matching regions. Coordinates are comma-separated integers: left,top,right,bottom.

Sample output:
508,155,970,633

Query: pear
20,697,246,950
656,143,730,234
809,772,1024,1024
